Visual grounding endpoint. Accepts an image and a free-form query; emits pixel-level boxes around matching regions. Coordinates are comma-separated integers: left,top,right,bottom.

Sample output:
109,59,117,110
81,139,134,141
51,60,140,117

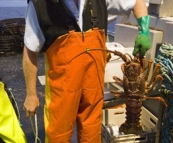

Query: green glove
133,15,151,58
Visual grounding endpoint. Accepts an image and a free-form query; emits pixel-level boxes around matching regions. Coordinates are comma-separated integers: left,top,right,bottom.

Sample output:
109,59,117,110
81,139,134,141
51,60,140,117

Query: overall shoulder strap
83,0,100,29
53,0,76,30
90,0,98,28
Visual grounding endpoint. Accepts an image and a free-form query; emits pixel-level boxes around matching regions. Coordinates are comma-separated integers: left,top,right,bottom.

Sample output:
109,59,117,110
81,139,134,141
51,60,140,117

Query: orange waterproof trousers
44,28,106,143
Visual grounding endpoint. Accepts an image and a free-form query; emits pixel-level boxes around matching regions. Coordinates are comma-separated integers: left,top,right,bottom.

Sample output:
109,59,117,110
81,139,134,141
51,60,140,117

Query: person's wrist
137,15,150,36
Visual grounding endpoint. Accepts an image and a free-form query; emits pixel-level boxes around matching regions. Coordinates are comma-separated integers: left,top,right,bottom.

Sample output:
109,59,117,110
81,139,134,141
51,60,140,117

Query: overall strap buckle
90,0,98,28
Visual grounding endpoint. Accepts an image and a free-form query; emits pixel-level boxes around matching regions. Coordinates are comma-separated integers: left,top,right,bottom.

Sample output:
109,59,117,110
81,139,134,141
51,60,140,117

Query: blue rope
155,43,173,143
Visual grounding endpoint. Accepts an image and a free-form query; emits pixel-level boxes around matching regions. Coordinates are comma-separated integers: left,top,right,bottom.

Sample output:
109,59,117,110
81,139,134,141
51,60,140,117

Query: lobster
107,49,167,135
76,47,167,135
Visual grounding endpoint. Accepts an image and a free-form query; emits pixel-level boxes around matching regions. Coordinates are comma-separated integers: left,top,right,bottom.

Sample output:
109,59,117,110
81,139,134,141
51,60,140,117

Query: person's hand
133,15,151,58
133,34,151,58
23,95,39,117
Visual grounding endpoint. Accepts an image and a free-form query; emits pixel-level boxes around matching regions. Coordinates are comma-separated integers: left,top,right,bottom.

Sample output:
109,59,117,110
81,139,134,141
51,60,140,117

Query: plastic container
102,106,158,143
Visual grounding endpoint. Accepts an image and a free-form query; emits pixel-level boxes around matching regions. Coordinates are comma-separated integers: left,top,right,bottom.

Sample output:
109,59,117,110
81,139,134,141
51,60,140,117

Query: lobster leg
112,75,125,98
144,61,165,105
146,63,161,87
110,90,124,98
142,96,167,107
112,76,123,87
111,76,124,97
144,59,153,81
145,74,163,94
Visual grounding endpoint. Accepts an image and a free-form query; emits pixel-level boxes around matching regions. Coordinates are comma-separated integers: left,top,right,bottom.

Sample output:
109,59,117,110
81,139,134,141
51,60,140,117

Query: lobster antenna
124,53,132,61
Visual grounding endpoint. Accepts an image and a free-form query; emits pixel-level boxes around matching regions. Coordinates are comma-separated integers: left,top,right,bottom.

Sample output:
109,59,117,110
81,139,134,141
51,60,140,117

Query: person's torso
32,0,107,52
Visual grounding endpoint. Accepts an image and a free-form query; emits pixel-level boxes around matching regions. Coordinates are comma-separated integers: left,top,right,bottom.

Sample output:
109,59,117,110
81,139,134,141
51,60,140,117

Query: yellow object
106,51,111,62
0,82,27,143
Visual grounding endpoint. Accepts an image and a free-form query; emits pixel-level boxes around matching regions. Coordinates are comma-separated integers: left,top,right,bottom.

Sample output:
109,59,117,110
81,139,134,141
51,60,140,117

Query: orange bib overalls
44,28,106,143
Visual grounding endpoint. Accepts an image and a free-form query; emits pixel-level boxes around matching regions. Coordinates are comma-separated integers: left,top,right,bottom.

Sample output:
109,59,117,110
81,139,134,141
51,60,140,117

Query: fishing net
155,43,173,143
0,18,25,56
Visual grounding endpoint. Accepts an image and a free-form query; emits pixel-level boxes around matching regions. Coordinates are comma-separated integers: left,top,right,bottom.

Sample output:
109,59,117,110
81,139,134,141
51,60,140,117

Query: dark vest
32,0,107,52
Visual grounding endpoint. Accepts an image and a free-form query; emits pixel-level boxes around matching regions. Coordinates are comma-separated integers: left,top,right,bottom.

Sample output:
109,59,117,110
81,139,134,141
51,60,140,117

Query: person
23,0,151,142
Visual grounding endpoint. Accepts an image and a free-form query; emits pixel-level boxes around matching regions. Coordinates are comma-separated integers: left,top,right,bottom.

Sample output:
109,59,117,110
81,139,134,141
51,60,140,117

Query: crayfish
107,50,167,135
